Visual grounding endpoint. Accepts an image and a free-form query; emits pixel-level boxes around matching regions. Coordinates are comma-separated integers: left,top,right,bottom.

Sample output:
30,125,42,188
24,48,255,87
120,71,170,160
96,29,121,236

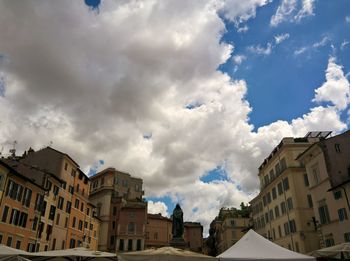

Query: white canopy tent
310,242,350,259
118,246,217,261
0,245,31,261
217,230,315,261
28,247,117,261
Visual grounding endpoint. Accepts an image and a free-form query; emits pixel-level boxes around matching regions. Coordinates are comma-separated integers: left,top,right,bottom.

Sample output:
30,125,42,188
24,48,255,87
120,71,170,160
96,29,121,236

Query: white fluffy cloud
148,201,169,217
247,43,273,55
0,0,348,235
274,33,290,44
271,0,315,27
233,54,247,64
313,57,350,110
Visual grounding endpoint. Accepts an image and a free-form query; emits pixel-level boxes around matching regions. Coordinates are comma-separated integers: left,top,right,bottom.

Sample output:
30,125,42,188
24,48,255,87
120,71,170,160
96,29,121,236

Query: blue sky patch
200,165,230,183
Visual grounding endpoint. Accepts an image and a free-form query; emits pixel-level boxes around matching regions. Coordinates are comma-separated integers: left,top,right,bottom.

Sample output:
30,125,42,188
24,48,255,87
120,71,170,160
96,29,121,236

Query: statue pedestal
170,237,187,250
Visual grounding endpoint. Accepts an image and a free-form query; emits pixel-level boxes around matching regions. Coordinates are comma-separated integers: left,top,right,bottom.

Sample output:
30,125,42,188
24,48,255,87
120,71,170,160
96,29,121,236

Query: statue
172,204,184,238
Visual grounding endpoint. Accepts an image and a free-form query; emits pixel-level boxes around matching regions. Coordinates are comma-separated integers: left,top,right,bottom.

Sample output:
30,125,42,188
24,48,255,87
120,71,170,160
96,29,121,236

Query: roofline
327,178,350,191
46,146,80,168
295,142,320,161
0,159,47,191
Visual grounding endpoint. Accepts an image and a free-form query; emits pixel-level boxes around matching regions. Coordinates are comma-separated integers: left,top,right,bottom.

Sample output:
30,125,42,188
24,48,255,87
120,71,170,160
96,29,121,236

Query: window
319,205,331,224
46,224,52,241
154,232,158,240
32,216,38,230
53,185,59,196
267,192,271,204
0,234,2,244
66,201,72,213
265,212,269,223
307,195,313,208
312,165,320,185
113,207,117,216
68,186,74,194
56,213,60,226
264,175,269,186
344,232,350,242
283,177,289,190
278,182,283,195
51,238,56,250
65,217,68,228
75,199,79,209
76,184,79,193
61,182,67,190
281,202,286,215
275,163,281,176
303,174,309,187
41,201,47,216
128,223,135,234
289,220,297,233
57,197,64,210
49,205,56,221
71,169,76,177
338,208,348,221
269,209,274,220
10,209,20,226
284,222,290,235
287,197,293,210
2,206,9,222
18,212,28,228
45,180,52,191
35,194,44,212
64,163,68,171
263,195,267,207
269,169,275,181
72,217,76,228
80,202,84,212
280,158,287,171
272,187,277,200
15,240,21,249
27,243,35,252
333,190,342,200
87,208,90,216
78,220,83,230
69,239,75,248
112,221,116,229
22,188,32,207
335,143,341,153
84,221,88,229
7,236,13,247
275,205,280,218
325,237,335,247
278,225,282,238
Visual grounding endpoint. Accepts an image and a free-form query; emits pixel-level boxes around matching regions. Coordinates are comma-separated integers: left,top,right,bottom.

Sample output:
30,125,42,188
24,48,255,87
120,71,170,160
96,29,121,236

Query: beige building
184,222,203,253
89,168,146,252
251,136,321,254
297,130,350,246
19,147,100,250
210,207,250,255
145,213,172,248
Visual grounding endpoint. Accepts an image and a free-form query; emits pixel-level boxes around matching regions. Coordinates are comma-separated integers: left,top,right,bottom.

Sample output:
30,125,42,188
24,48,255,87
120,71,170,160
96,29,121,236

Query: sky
0,0,349,235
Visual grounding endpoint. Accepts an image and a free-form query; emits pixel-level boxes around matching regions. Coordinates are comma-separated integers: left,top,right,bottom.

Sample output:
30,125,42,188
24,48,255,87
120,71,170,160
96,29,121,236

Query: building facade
0,160,46,251
297,130,350,246
184,222,203,253
89,168,147,252
251,136,321,254
4,147,101,251
145,213,172,248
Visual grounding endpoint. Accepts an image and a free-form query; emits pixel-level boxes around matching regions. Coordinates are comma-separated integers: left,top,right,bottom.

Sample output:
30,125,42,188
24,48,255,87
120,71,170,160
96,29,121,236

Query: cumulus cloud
0,0,348,235
274,33,290,44
313,57,350,110
271,0,315,27
346,16,350,23
221,0,270,24
247,42,272,55
233,54,247,64
148,201,169,217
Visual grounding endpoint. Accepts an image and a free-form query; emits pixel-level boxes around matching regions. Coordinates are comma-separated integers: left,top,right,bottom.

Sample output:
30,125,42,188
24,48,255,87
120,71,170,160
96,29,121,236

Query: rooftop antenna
9,140,17,157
